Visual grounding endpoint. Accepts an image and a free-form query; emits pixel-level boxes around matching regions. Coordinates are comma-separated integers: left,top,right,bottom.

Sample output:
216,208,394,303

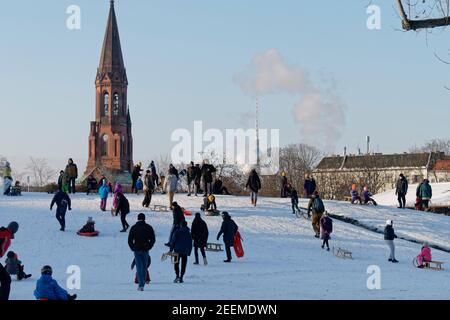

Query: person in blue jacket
170,220,193,284
34,266,77,300
99,180,109,211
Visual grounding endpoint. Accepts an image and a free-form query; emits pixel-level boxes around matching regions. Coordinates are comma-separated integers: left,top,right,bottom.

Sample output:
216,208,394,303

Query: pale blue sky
1,0,450,171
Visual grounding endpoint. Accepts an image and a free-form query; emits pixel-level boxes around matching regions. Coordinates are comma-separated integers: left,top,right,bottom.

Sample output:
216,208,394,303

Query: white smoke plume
234,49,346,151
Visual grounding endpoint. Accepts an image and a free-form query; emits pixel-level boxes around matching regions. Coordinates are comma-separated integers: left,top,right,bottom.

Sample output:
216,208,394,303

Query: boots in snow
203,257,208,266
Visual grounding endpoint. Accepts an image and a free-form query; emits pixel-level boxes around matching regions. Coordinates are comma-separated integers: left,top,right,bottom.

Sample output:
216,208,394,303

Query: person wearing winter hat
320,212,333,251
0,221,19,300
5,251,32,280
217,212,239,262
34,266,77,300
191,212,209,265
416,243,432,268
384,220,399,263
128,214,156,291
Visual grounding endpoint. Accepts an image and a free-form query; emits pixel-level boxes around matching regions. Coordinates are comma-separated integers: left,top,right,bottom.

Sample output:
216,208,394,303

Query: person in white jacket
164,173,178,210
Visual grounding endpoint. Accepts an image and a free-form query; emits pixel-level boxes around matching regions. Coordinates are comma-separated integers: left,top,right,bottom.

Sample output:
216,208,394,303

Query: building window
103,93,109,116
102,134,109,156
113,93,119,116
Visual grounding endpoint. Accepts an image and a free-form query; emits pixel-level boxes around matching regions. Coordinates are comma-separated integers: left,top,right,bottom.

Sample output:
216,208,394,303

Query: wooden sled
333,247,353,260
204,210,221,216
413,258,445,270
161,252,179,264
152,204,169,212
205,243,224,252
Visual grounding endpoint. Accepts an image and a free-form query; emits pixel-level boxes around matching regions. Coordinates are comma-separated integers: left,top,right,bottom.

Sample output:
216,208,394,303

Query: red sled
77,231,100,237
182,208,192,216
233,231,244,258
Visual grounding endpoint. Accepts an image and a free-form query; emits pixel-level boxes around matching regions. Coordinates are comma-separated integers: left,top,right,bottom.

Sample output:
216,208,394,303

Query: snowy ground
374,182,450,207
1,192,449,300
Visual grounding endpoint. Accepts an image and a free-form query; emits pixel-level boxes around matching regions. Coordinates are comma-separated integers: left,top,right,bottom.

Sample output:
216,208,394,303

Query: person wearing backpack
50,189,72,231
311,191,325,238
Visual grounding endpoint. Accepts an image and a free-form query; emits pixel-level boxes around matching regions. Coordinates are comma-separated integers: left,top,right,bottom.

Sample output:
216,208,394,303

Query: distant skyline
1,0,450,173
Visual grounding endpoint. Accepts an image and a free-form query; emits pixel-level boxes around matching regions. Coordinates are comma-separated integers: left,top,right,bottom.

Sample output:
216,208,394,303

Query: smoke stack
366,136,370,155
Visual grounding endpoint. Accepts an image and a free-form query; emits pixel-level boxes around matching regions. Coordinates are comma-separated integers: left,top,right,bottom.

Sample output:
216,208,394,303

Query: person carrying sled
65,158,78,194
50,189,72,231
362,186,377,205
34,266,77,300
290,188,300,214
419,179,432,210
142,170,155,208
320,213,333,251
170,220,193,283
99,179,109,212
128,213,156,291
311,191,325,238
384,220,399,263
416,243,432,268
191,213,209,266
217,212,238,263
245,168,261,206
0,221,19,300
5,251,31,280
202,193,217,212
395,173,408,209
115,189,130,232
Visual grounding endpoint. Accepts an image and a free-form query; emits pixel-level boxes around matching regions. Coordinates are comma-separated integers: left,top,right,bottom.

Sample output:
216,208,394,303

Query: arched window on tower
113,93,119,116
103,93,109,116
102,134,109,156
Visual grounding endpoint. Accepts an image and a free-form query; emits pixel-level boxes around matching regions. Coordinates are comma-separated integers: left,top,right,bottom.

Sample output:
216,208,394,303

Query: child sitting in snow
416,243,432,268
34,265,77,300
5,251,31,280
79,217,96,233
201,194,217,212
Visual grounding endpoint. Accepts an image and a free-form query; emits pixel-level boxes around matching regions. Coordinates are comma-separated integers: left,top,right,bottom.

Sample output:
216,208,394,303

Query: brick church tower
85,0,133,176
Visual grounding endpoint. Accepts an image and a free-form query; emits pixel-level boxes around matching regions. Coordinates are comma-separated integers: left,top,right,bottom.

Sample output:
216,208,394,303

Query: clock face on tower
103,135,109,142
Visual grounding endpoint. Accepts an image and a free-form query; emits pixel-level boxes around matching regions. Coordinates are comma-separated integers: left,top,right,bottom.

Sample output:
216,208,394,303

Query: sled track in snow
327,211,450,254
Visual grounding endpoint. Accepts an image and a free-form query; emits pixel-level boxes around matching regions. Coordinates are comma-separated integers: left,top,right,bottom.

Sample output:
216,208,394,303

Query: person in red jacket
0,221,19,300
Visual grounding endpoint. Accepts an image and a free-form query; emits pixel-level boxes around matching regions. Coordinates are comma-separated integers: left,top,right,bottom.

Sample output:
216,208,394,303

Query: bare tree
26,157,56,187
279,143,323,194
409,138,450,154
397,0,450,30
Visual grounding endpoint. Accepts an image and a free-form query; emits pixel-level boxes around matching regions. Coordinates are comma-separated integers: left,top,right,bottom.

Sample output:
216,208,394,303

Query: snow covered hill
0,193,449,300
374,182,450,207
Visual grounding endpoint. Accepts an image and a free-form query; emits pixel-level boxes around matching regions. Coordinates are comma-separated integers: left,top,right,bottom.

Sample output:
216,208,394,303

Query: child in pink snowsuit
416,243,432,268
112,183,123,216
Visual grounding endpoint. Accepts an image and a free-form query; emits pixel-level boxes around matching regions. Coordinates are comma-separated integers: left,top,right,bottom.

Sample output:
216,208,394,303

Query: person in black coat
128,213,156,291
170,220,193,283
186,162,197,196
245,169,261,206
50,190,72,231
86,175,98,195
131,163,143,194
384,220,399,263
201,161,217,196
115,192,130,232
217,212,238,263
191,213,209,265
213,178,231,195
165,202,186,246
142,170,155,208
169,164,179,179
395,173,408,209
194,164,202,195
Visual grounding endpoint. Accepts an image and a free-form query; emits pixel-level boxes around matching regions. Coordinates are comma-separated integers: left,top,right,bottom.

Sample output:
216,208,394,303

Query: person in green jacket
419,179,432,210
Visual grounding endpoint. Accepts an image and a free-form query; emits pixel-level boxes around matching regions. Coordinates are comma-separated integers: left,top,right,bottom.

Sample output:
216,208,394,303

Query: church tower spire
86,1,133,176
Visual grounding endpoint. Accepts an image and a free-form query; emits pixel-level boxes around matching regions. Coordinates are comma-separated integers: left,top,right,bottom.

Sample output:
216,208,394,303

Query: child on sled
416,243,432,268
79,217,96,234
201,194,217,212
